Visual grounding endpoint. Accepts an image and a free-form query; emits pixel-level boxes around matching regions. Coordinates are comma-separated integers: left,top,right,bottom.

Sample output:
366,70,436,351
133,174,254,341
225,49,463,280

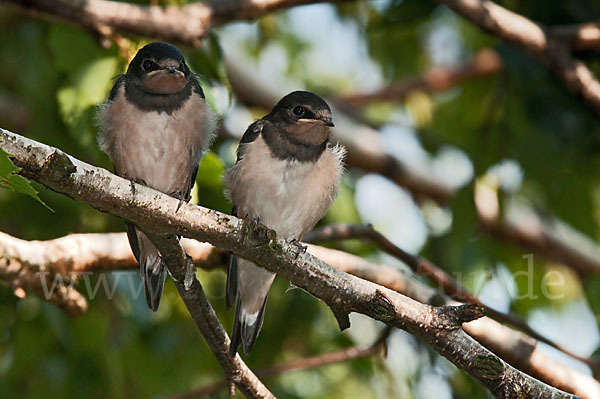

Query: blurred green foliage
1,0,600,398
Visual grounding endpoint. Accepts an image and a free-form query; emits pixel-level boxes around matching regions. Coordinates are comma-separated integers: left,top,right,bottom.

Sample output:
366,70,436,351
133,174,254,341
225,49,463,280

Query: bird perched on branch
97,42,215,311
224,91,345,356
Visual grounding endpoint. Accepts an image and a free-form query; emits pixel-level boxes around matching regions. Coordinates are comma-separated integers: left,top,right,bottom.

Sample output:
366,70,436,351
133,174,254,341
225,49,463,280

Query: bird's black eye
143,60,154,71
293,106,306,116
178,62,185,72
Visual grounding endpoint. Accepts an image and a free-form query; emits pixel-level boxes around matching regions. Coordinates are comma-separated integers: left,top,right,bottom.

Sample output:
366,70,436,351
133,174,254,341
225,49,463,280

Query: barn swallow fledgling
97,42,215,311
224,91,345,355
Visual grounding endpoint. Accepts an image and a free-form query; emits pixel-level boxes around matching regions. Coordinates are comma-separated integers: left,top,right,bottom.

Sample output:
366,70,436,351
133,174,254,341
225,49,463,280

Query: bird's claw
250,216,260,225
242,214,261,228
129,178,147,196
174,191,188,213
176,198,184,213
289,239,307,259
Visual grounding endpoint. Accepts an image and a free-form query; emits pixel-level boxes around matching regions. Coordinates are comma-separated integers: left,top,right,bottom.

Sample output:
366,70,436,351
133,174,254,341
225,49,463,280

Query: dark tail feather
226,253,238,309
125,222,141,262
143,257,167,312
229,296,242,357
229,294,269,357
126,224,167,312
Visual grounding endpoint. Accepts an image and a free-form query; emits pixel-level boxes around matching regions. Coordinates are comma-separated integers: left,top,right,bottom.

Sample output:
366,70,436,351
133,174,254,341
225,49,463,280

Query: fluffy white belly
225,136,344,240
118,112,186,192
98,85,213,195
249,161,322,238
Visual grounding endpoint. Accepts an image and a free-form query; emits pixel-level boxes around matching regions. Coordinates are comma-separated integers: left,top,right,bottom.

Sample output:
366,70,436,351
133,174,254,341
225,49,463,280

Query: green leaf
57,57,119,120
0,147,52,211
49,25,105,75
195,152,223,189
56,56,119,149
50,23,120,153
187,33,230,88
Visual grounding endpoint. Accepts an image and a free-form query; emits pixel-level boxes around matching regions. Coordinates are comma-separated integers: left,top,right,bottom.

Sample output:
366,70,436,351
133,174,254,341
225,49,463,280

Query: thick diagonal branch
0,128,580,398
142,233,274,399
1,230,595,398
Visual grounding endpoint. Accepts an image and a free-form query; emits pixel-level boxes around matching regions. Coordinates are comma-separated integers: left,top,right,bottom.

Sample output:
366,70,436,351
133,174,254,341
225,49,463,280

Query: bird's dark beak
166,66,178,75
298,116,335,127
321,117,334,127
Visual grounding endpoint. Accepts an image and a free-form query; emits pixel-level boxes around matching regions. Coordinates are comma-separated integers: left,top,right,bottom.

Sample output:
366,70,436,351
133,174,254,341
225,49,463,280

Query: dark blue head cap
127,42,187,76
269,91,333,126
273,91,331,113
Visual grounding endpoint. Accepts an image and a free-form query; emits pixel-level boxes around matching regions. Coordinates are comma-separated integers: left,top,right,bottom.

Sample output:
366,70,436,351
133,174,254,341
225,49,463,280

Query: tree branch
334,48,503,108
8,0,598,115
475,182,600,278
553,21,600,51
0,231,430,316
0,231,88,316
144,233,275,399
4,0,455,204
1,230,595,397
0,128,580,398
307,244,600,399
303,223,599,369
0,232,273,397
2,0,346,47
438,0,600,115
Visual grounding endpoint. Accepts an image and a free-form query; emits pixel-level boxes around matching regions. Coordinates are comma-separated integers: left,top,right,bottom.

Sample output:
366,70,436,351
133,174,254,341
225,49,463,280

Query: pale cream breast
224,135,345,240
97,85,215,195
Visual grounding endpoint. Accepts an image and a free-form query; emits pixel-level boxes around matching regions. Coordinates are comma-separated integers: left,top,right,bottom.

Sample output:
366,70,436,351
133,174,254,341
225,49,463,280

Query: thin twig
334,48,503,107
169,327,392,398
304,223,600,370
